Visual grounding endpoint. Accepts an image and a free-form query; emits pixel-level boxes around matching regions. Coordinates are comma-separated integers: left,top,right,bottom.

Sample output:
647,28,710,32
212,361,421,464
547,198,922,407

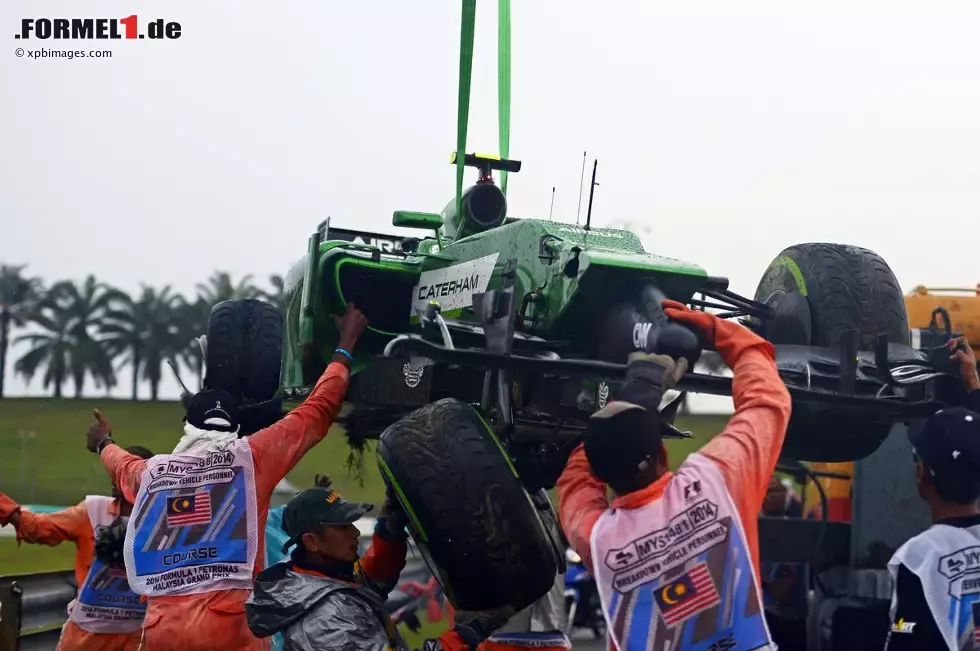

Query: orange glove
661,300,774,367
0,493,22,527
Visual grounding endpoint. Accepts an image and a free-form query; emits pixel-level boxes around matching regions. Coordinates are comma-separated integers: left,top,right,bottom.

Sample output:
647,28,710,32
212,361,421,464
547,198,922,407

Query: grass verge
0,397,730,576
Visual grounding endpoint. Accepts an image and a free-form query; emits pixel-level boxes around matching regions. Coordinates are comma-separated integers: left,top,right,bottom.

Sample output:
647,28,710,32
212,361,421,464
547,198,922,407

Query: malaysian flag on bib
166,491,212,527
654,562,720,627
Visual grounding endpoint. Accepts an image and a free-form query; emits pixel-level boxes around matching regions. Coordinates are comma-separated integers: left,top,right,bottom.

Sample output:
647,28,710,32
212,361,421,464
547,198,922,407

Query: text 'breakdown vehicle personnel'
83,303,368,651
0,446,155,651
557,299,791,650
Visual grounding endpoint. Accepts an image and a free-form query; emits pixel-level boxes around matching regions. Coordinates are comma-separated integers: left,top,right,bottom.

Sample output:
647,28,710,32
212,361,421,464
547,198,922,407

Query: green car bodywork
273,0,706,401
278,199,708,397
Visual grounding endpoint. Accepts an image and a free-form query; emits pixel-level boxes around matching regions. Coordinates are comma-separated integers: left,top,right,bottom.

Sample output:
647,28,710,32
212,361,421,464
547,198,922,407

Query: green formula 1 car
199,155,963,612
196,4,967,614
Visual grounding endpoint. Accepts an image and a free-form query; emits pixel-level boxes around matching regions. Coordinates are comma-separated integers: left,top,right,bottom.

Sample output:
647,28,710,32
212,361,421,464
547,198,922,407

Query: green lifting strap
455,0,513,218
455,0,476,222
498,0,512,196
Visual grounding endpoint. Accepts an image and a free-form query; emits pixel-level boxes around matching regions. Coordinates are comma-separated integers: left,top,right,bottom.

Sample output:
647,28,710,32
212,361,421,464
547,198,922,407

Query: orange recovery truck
801,285,980,522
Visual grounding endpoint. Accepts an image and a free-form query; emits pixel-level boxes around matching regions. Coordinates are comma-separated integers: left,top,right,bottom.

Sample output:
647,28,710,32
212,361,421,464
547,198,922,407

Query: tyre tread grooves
379,398,557,611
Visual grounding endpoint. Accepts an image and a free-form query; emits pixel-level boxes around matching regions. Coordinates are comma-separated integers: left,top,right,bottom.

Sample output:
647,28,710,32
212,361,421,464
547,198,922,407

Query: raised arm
249,304,367,496
662,301,791,514
84,409,149,503
556,443,609,572
698,348,790,510
948,336,980,412
99,446,149,504
356,489,409,599
249,361,351,496
0,496,88,546
356,525,408,600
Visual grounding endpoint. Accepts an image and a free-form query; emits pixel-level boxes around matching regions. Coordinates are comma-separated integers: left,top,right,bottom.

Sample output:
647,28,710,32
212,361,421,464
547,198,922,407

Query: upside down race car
195,3,972,614
199,154,968,612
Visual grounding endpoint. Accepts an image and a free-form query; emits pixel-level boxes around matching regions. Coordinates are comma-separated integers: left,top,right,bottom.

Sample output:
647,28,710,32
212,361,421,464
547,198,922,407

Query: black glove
616,353,688,411
377,485,410,541
625,352,688,388
453,606,517,647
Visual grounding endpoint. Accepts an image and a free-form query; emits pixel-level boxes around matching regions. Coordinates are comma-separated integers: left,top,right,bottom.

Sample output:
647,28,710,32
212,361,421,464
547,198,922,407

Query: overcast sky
1,0,979,405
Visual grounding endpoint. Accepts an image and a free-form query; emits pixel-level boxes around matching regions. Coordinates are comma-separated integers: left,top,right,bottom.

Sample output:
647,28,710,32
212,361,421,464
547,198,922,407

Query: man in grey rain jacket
246,480,514,651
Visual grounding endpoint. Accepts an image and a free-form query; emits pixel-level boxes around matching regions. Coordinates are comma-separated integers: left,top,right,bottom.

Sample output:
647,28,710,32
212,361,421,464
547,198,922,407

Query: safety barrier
0,570,76,651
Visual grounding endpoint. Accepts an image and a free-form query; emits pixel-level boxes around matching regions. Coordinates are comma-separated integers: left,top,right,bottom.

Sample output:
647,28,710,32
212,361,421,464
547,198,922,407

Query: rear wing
318,218,405,254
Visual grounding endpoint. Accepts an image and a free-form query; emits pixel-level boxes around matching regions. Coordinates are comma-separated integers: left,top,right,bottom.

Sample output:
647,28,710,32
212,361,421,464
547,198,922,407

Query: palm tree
102,285,185,401
0,265,43,399
174,296,211,390
262,274,287,313
14,308,72,398
16,276,122,398
101,301,146,401
137,287,186,401
195,271,261,306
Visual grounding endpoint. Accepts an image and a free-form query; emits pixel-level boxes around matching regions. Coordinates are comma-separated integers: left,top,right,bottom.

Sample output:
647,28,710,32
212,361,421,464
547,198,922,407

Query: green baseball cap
280,487,374,553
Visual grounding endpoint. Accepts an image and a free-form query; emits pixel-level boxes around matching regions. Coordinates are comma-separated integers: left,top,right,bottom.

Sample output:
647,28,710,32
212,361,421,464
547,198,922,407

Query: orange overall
0,498,142,651
557,325,791,647
99,361,350,651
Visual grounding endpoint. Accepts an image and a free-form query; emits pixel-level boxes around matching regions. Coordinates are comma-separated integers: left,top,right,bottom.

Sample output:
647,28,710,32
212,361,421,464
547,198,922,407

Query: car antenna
575,150,586,225
549,186,555,220
584,159,599,232
167,358,193,397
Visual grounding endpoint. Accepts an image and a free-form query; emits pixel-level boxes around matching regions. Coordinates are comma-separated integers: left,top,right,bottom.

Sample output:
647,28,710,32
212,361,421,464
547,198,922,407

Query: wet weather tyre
240,300,284,403
204,299,283,404
204,301,245,400
754,243,908,351
377,398,559,611
754,242,910,460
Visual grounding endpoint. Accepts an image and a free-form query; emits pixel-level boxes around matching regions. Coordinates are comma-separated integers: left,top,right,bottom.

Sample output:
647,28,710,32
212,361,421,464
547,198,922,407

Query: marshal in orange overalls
557,300,792,650
0,496,143,651
98,362,351,651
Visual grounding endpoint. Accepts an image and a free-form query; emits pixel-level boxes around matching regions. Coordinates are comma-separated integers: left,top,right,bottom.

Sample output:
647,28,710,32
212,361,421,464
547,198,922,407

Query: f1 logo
684,481,702,501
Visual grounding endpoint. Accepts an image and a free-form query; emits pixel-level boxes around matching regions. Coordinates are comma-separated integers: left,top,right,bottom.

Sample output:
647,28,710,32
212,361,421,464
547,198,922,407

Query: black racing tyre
240,300,284,403
204,301,245,400
754,243,910,460
377,398,558,611
754,243,908,351
204,299,284,404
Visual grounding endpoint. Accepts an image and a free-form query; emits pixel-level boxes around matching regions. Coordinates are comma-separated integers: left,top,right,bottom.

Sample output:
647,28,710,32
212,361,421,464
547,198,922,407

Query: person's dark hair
125,445,154,460
927,467,980,505
288,523,334,560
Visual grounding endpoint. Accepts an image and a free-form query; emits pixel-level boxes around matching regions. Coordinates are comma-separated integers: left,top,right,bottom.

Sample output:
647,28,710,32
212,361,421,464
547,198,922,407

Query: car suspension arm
381,334,943,418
